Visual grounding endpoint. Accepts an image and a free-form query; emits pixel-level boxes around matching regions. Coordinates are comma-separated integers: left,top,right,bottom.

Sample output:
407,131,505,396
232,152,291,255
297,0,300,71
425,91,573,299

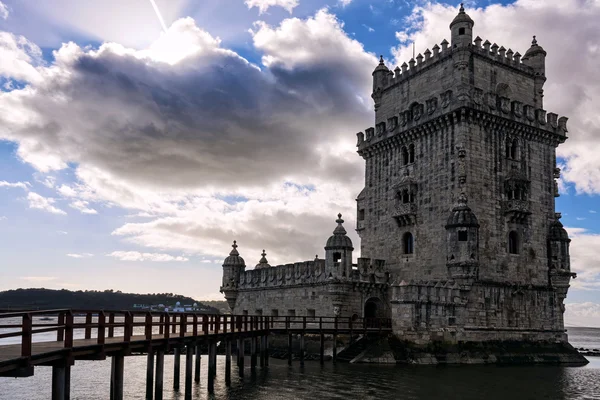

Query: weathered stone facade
220,6,582,361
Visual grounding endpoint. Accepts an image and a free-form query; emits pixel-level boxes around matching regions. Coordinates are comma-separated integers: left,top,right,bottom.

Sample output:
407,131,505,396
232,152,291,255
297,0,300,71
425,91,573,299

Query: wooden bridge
0,309,392,400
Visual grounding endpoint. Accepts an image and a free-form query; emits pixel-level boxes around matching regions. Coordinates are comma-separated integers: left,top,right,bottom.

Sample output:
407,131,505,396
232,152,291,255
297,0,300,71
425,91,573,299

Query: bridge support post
51,364,67,400
207,340,215,394
194,342,201,384
333,335,337,364
300,334,305,367
264,336,269,367
110,353,125,400
155,349,164,400
212,341,218,377
173,347,180,391
225,339,232,385
185,345,193,400
259,335,265,368
287,334,293,366
238,338,245,377
146,350,154,400
65,365,71,400
320,333,325,365
250,336,257,372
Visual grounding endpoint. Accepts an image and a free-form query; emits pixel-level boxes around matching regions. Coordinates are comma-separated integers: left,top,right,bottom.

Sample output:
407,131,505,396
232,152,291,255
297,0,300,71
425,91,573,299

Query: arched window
402,189,410,204
459,27,465,35
409,144,415,163
511,140,518,159
505,139,511,158
508,231,519,254
403,232,414,254
402,146,409,165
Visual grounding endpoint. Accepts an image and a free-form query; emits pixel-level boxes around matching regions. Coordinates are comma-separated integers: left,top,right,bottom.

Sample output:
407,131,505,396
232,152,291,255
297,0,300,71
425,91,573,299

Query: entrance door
364,297,382,328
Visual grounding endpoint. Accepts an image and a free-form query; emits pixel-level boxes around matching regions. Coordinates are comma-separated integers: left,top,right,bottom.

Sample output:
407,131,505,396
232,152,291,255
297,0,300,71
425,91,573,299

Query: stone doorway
364,297,383,319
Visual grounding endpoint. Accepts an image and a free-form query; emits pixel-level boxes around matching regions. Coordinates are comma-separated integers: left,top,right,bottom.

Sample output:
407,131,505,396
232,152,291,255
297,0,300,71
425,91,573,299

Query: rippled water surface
1,325,599,399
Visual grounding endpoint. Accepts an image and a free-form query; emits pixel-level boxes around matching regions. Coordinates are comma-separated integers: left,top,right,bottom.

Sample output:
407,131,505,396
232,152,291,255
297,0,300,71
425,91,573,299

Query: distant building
220,6,582,362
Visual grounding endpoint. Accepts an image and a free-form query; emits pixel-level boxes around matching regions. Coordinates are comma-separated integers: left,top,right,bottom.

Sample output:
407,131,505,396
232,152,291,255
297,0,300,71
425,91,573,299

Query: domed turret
324,214,354,279
450,3,474,48
326,214,354,249
446,193,480,228
220,240,246,311
255,250,271,269
445,194,480,281
522,35,547,107
372,55,390,95
223,240,245,266
523,35,546,60
548,213,571,272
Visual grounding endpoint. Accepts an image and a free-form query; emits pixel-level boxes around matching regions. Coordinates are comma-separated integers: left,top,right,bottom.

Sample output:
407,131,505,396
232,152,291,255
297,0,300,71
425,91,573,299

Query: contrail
148,0,168,32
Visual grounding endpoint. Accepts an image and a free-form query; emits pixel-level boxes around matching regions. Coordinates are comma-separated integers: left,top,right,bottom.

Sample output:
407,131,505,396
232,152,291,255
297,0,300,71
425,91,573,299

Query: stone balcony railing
503,199,531,223
393,202,417,226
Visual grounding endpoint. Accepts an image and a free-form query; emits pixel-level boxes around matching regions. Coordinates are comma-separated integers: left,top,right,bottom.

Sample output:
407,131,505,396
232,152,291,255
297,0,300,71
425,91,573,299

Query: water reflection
1,356,599,400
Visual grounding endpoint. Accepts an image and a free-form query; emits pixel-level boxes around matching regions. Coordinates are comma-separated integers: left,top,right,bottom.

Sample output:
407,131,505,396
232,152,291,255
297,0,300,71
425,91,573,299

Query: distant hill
0,288,219,313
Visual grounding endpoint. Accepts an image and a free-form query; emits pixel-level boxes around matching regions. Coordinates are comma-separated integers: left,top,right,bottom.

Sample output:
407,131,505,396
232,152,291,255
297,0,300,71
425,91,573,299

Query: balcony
503,199,531,223
392,202,417,226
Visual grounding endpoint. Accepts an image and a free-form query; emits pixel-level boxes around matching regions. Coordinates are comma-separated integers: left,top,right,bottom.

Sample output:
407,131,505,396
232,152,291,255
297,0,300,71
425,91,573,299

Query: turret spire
230,240,239,256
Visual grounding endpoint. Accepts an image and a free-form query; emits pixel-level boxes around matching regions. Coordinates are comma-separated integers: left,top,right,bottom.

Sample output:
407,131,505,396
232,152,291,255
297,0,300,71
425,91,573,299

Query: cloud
0,10,375,264
66,253,93,258
27,192,66,215
565,302,600,328
107,251,189,262
0,216,6,221
56,230,68,234
245,0,299,14
391,1,600,195
0,180,30,190
19,276,57,282
0,31,43,84
0,1,8,20
69,200,98,214
338,0,353,7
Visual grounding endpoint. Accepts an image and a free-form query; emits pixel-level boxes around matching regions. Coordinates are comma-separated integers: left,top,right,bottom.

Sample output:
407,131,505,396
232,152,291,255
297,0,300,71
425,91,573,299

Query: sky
0,0,599,327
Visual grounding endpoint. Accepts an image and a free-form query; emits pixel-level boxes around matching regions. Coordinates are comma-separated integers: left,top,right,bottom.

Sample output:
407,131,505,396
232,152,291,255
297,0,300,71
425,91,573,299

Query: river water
1,326,599,399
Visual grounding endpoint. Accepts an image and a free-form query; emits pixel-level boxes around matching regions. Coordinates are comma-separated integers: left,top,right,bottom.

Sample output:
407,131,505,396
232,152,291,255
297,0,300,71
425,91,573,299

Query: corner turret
450,3,474,49
220,240,246,310
522,36,547,107
372,56,389,110
255,250,271,269
325,213,354,279
445,193,480,281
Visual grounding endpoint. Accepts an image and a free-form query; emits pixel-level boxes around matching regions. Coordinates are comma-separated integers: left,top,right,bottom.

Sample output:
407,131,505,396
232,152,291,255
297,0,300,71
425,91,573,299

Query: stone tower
357,5,576,344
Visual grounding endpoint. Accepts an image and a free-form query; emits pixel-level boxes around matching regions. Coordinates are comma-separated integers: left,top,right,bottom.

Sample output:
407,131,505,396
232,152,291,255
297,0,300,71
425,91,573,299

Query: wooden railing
0,309,392,360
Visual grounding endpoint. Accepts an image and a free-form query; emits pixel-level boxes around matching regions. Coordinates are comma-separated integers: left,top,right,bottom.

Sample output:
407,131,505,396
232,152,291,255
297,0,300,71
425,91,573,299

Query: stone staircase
336,335,368,362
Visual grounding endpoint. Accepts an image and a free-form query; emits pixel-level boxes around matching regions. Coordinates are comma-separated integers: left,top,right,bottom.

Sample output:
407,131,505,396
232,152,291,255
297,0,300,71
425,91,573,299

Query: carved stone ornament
388,117,397,130
547,113,558,128
333,306,340,316
500,97,510,114
537,109,547,125
400,110,409,126
426,97,438,115
512,101,523,118
356,132,364,146
413,103,423,121
525,105,535,122
487,92,496,110
473,88,483,106
441,90,452,108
